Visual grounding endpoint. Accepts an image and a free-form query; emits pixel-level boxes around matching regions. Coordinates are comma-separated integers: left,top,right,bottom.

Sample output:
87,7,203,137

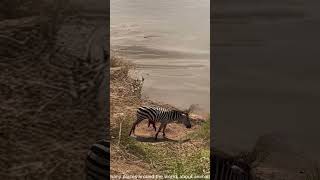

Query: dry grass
110,55,210,178
238,134,274,168
212,134,277,180
1,2,107,179
110,55,153,176
302,160,320,180
230,134,320,180
0,0,79,20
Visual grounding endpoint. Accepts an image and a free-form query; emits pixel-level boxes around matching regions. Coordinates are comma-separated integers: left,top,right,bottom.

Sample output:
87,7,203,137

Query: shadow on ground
130,135,191,143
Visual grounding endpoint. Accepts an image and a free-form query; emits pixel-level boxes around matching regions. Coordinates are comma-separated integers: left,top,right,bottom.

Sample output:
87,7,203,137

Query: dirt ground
109,53,210,179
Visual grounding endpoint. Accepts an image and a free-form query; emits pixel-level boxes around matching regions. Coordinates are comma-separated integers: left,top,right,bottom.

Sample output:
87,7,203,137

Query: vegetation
110,55,210,178
1,1,106,179
188,117,210,143
111,116,210,178
303,160,320,180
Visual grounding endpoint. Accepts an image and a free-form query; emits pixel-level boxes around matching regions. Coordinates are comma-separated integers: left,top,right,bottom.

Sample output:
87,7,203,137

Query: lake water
213,0,320,174
111,0,210,112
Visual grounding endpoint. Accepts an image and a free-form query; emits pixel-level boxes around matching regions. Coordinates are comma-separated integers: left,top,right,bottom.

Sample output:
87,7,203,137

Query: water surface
111,0,210,112
214,0,320,173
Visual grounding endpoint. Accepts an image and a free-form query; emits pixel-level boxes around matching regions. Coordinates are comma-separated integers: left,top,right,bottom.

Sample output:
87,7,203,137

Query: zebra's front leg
162,124,167,137
155,123,165,140
129,123,136,136
148,120,157,131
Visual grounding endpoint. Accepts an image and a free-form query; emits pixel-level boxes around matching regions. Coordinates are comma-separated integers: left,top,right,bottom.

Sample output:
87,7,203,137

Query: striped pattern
85,140,109,180
213,154,252,180
129,106,192,139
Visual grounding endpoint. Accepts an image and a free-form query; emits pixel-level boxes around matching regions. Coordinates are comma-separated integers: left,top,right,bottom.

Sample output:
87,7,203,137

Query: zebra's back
85,140,110,180
137,106,180,123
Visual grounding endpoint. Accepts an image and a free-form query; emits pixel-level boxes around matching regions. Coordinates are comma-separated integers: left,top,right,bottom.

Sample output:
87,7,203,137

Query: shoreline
110,53,210,176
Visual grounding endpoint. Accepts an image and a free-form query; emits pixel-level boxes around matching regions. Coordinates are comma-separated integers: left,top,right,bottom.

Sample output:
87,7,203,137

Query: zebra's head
179,111,191,128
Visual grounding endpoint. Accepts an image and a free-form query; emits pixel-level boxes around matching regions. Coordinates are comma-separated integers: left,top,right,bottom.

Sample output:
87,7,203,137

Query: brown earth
131,119,201,142
109,52,210,178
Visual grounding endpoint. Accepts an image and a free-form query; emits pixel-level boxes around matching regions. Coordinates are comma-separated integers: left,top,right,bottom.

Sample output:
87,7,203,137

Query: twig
43,161,64,179
118,120,123,146
3,76,78,98
0,34,27,45
37,92,63,113
4,161,44,177
0,16,40,30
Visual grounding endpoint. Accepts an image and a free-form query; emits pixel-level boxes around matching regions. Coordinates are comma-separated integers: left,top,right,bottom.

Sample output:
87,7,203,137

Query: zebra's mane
143,105,179,111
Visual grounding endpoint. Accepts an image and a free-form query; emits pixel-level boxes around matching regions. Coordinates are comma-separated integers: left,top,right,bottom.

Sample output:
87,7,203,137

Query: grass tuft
304,161,320,180
189,117,210,143
168,149,210,177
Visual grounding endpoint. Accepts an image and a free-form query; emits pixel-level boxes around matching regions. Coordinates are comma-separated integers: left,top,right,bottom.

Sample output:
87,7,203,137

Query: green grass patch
111,114,210,178
188,118,210,143
168,149,210,178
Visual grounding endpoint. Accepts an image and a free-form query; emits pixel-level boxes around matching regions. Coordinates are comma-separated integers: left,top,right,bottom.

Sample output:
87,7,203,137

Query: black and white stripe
129,106,192,139
85,139,109,180
213,154,252,180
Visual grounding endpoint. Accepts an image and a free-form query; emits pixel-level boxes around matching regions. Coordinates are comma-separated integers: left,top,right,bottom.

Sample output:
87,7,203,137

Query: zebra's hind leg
148,120,157,131
162,124,167,137
155,123,165,140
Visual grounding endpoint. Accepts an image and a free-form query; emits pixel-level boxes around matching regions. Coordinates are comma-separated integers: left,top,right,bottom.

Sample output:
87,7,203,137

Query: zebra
147,120,157,131
85,139,109,180
213,153,252,180
129,106,192,140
